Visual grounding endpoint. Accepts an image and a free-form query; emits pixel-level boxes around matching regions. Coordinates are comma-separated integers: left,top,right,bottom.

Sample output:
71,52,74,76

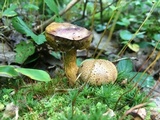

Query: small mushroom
78,59,117,85
45,22,92,86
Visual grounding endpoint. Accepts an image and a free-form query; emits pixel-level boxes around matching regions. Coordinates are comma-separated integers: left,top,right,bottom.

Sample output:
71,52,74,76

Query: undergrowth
0,76,150,120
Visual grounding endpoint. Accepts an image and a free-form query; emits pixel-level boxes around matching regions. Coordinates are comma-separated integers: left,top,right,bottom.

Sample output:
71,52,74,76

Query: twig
99,0,103,24
34,0,81,32
112,57,137,63
82,0,88,19
119,102,148,120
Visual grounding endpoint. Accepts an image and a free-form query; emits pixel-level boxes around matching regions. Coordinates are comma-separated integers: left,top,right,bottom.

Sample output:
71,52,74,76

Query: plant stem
118,1,158,56
64,49,78,86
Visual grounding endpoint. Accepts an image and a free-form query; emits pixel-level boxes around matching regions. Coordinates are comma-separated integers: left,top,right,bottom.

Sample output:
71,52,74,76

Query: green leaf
128,72,155,88
2,4,17,17
0,65,19,77
76,58,83,67
24,3,39,10
50,51,61,59
117,18,130,27
128,43,140,52
109,5,117,11
95,24,106,32
12,16,33,35
147,102,157,107
139,41,151,48
149,41,160,50
45,0,59,14
12,16,46,44
15,68,51,82
153,33,160,41
120,30,133,41
15,41,35,64
136,32,145,39
0,103,4,111
36,34,46,45
117,59,133,72
54,16,64,22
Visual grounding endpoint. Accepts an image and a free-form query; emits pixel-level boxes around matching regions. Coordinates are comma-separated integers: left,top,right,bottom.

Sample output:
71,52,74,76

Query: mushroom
77,59,117,85
45,22,92,86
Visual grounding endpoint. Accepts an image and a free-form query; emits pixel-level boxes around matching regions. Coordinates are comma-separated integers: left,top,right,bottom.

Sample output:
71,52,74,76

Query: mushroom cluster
45,22,92,86
78,59,117,85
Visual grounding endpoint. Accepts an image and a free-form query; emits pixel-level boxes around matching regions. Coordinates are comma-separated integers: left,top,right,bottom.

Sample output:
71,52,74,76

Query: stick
34,0,81,32
119,102,148,120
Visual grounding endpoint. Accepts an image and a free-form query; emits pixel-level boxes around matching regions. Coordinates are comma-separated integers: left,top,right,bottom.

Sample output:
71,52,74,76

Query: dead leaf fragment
2,102,19,120
128,108,146,120
103,108,115,117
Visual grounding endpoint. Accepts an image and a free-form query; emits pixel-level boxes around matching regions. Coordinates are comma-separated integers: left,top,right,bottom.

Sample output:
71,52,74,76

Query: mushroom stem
64,49,78,86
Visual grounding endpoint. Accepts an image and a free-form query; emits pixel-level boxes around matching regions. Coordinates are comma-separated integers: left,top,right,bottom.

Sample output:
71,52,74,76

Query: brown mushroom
45,22,92,86
77,59,117,85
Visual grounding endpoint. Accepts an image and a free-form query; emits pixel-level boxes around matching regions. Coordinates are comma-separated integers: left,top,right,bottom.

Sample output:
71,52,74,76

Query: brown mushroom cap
78,59,118,85
45,22,92,86
45,22,92,51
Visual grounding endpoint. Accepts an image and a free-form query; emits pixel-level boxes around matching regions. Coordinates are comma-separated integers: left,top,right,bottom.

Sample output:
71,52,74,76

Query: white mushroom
78,59,117,85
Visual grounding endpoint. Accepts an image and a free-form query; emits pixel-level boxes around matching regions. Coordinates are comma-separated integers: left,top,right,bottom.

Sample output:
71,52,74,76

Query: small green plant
12,16,46,45
117,59,155,88
14,41,35,64
0,65,51,82
0,71,152,120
